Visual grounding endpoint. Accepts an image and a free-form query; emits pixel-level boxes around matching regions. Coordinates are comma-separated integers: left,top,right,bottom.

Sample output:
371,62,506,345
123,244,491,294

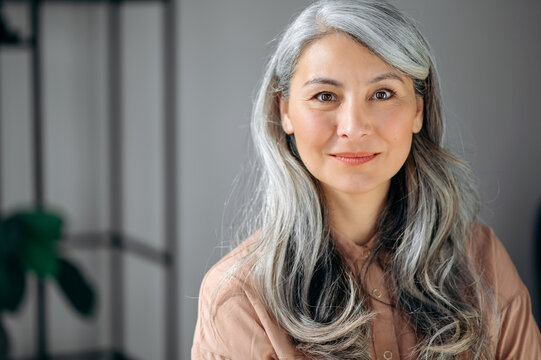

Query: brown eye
372,90,393,100
316,92,336,102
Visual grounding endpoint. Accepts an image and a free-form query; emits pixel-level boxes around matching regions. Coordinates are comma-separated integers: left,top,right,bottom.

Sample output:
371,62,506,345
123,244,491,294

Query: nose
336,100,372,139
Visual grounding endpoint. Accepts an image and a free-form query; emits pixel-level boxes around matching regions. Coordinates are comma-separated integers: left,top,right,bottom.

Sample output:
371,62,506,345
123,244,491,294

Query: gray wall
1,0,540,359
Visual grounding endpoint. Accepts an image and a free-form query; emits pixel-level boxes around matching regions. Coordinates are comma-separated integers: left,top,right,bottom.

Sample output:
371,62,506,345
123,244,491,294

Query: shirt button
372,288,382,299
361,249,370,259
383,350,393,359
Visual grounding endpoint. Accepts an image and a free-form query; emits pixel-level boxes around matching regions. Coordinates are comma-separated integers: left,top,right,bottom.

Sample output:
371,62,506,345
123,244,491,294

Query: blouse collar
331,227,379,272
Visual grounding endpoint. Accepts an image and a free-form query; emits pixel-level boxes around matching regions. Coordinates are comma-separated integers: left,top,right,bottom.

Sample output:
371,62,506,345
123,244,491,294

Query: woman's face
279,32,423,198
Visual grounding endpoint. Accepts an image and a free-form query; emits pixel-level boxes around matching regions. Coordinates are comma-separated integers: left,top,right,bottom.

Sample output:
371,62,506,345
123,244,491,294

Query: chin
323,179,388,197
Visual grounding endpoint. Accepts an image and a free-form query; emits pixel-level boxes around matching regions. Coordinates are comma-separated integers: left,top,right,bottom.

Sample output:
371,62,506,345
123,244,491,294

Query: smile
330,152,379,165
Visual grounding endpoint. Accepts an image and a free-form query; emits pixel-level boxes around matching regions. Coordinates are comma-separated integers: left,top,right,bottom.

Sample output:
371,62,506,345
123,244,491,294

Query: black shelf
0,40,31,48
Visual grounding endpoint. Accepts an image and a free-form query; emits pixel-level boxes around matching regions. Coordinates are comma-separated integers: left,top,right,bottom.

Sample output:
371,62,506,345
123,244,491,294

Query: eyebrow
302,72,405,87
368,72,405,84
303,77,343,87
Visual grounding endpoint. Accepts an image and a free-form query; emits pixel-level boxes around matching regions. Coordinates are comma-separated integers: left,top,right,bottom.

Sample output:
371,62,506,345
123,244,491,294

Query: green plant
0,209,96,357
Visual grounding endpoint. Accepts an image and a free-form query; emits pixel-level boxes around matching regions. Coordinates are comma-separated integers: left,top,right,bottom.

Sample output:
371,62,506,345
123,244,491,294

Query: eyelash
371,89,395,100
313,89,396,102
314,92,337,102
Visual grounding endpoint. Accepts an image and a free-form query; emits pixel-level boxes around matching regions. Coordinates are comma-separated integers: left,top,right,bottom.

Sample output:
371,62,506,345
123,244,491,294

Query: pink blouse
192,225,541,359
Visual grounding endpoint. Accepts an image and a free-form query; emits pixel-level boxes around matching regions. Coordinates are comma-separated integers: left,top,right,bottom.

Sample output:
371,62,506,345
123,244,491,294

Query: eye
315,92,337,102
371,89,394,100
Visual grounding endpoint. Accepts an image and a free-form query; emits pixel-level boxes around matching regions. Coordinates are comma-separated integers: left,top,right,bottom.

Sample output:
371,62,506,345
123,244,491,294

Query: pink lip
330,152,379,165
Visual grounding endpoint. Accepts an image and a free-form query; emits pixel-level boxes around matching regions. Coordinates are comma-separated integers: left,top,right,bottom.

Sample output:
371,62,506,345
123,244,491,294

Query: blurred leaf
56,258,95,316
20,240,59,278
16,211,63,243
5,211,64,277
0,216,24,260
0,261,26,312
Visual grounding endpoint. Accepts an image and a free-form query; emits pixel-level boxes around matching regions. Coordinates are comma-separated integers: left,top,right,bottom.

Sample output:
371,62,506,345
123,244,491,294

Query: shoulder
192,233,295,359
201,233,260,296
467,223,534,316
467,223,524,308
467,224,541,355
196,232,261,329
193,233,304,359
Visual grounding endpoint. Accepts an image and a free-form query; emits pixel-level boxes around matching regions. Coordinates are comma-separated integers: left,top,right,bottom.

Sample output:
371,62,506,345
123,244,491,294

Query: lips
331,152,377,157
329,152,380,165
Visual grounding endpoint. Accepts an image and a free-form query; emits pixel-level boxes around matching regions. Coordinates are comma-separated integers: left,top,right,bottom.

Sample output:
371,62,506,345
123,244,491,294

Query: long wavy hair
230,0,496,358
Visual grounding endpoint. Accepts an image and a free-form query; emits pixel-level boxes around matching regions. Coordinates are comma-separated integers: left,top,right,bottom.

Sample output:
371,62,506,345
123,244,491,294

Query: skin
279,32,423,246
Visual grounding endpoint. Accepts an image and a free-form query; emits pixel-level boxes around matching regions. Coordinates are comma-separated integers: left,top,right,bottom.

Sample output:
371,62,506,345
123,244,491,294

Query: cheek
290,108,335,148
374,107,416,145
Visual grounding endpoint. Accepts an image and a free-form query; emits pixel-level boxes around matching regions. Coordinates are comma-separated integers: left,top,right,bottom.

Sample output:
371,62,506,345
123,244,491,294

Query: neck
323,181,390,246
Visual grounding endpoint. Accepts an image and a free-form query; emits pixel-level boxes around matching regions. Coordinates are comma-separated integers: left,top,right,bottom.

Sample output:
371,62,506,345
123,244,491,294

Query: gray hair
232,0,495,358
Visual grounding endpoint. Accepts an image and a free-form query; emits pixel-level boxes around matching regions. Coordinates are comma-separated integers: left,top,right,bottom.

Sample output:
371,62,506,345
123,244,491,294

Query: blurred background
0,0,540,359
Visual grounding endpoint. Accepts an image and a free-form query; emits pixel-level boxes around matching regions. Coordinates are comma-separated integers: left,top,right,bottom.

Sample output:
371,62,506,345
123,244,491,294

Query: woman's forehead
291,32,411,87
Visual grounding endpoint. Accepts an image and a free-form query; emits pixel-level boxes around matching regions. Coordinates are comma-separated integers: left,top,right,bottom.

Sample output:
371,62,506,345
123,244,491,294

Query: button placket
364,258,400,360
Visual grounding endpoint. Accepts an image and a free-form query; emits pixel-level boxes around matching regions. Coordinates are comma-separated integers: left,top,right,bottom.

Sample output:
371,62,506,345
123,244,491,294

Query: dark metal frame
0,0,178,358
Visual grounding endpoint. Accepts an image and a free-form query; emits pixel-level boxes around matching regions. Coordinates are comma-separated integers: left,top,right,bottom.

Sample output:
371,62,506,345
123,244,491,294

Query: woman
192,0,541,359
